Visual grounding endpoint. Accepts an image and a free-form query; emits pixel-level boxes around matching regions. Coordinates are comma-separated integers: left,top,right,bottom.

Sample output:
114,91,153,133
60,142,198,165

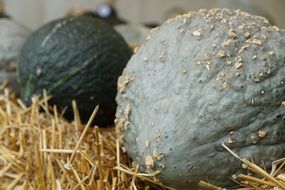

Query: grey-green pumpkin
0,18,31,94
18,16,132,127
116,9,285,189
114,23,149,47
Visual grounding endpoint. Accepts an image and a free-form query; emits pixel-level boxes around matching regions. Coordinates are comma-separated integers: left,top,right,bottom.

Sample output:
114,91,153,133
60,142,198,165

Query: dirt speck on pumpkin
258,130,267,138
192,29,203,37
246,36,263,45
205,65,210,71
124,104,131,120
238,45,249,54
152,149,164,161
143,57,149,62
244,32,250,38
220,81,229,90
222,39,234,47
217,50,226,58
118,74,134,93
250,135,258,144
145,155,154,169
227,137,235,144
228,29,237,38
145,140,150,147
234,62,243,69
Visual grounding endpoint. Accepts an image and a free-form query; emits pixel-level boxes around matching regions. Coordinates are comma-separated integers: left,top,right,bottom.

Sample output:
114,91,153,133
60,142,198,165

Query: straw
0,88,284,190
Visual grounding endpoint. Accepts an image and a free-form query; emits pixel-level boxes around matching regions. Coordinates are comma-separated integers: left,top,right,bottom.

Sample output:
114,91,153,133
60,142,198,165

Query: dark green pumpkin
18,16,132,127
116,9,285,189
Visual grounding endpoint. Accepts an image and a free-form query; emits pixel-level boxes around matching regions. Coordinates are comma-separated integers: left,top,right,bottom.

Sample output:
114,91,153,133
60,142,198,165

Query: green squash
18,16,132,127
0,18,31,93
116,9,285,189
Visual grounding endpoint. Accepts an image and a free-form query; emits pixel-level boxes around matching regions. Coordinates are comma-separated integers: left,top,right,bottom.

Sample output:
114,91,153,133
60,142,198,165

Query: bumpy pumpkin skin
18,16,132,127
0,18,31,94
116,9,285,189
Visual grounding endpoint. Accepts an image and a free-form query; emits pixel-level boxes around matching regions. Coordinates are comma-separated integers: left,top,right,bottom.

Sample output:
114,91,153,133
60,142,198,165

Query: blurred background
2,0,285,30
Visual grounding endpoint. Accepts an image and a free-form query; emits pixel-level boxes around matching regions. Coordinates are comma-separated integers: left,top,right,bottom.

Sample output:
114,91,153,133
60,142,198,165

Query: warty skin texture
116,9,285,189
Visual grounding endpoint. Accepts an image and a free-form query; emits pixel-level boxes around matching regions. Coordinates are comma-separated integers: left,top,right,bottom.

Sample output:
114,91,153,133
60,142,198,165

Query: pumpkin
114,23,149,48
18,16,132,127
216,0,275,24
0,18,31,93
115,9,285,189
